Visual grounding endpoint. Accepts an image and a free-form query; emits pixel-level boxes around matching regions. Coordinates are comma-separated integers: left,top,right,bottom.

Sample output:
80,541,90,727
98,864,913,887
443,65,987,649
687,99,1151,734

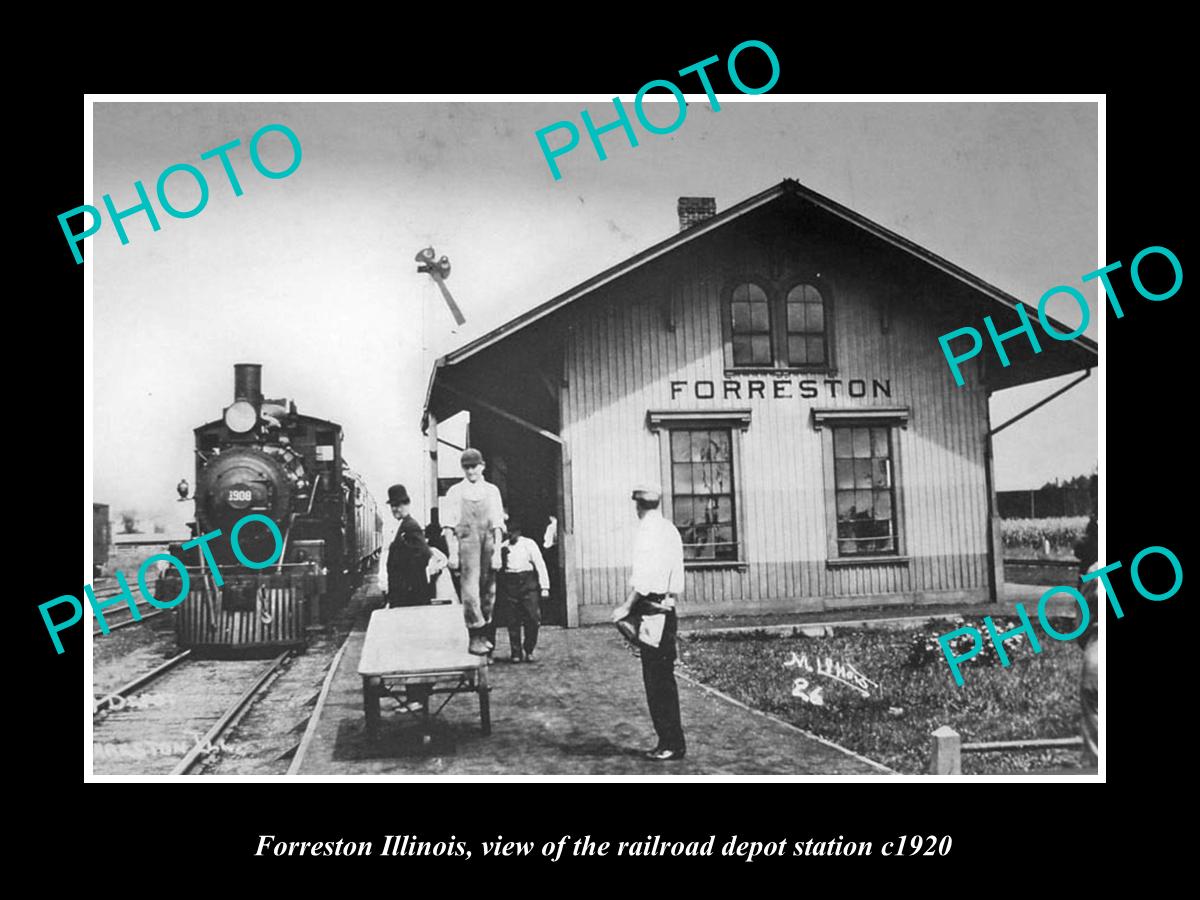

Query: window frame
779,277,834,371
721,276,775,369
647,409,752,570
812,407,911,567
720,274,837,374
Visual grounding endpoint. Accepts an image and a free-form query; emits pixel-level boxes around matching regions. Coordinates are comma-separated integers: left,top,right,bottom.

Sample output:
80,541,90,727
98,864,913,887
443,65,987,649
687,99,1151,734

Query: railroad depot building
422,180,1096,626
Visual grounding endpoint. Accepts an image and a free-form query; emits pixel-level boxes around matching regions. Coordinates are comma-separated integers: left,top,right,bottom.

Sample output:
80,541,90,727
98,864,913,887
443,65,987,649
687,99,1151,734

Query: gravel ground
198,632,344,775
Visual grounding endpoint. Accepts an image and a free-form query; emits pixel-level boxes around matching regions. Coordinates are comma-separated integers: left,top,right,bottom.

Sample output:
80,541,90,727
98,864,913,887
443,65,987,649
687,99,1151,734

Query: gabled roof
424,178,1097,417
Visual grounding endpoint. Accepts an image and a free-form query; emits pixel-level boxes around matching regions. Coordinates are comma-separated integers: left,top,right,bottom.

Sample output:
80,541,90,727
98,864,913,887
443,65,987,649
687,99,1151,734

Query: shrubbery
1001,516,1089,558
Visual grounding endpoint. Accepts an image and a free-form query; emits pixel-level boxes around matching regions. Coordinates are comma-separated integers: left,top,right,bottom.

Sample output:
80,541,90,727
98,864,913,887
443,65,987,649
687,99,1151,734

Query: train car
165,364,382,656
93,503,111,579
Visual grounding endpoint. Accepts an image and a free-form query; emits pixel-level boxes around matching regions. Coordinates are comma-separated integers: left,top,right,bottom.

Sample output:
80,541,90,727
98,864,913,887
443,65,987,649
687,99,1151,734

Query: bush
902,619,1025,671
1001,516,1088,558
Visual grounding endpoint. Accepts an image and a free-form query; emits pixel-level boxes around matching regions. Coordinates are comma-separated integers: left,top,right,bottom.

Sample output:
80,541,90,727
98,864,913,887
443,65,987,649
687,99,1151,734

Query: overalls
455,491,497,634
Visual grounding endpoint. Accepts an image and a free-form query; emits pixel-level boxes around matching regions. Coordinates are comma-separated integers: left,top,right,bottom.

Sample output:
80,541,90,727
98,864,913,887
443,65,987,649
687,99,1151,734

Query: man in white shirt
610,483,687,761
441,448,505,656
499,520,550,662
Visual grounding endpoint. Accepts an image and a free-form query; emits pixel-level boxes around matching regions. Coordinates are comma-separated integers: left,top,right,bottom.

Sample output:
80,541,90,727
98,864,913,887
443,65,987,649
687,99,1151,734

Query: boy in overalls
441,448,505,656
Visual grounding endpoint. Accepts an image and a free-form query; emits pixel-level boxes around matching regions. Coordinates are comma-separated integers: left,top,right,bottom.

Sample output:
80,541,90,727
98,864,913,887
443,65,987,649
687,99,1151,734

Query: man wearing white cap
611,483,687,761
441,448,505,656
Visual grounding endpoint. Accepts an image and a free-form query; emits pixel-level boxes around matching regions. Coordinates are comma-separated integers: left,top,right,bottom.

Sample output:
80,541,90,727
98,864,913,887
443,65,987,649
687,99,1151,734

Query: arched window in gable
729,282,772,367
785,283,827,367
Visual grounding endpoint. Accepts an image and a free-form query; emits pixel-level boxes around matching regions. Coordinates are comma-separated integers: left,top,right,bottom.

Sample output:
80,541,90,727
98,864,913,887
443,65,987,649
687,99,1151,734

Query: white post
930,725,962,775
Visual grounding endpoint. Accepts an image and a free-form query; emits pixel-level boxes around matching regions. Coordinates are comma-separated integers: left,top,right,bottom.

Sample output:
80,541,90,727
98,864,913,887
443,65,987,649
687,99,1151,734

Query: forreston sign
669,377,893,401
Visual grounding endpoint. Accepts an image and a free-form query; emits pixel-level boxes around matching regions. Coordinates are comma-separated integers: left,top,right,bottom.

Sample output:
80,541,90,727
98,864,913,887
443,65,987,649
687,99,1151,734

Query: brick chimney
677,197,716,231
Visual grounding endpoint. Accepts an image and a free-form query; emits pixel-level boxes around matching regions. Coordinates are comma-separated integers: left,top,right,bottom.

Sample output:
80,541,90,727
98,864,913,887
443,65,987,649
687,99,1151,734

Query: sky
91,100,1098,530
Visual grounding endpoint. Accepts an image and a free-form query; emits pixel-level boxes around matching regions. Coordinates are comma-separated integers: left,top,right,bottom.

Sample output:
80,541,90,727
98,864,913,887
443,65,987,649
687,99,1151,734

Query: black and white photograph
82,96,1102,779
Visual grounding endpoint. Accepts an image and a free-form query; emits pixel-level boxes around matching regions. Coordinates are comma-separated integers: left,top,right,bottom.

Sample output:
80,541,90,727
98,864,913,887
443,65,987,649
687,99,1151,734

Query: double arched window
726,279,831,370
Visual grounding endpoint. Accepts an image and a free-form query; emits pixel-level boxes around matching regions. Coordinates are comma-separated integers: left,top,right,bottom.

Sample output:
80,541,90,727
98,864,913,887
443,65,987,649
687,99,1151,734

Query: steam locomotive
165,364,381,655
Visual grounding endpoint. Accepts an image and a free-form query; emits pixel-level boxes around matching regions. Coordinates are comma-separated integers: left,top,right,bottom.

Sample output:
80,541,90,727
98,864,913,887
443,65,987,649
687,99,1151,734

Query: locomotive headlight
224,400,258,433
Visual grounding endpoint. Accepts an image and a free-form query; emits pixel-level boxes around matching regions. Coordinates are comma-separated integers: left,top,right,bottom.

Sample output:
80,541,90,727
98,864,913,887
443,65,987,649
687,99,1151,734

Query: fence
927,725,1083,774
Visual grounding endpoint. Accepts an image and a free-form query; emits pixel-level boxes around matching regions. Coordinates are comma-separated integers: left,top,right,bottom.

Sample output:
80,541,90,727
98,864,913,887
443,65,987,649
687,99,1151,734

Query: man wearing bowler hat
383,483,434,713
441,448,505,656
384,484,433,609
610,483,687,761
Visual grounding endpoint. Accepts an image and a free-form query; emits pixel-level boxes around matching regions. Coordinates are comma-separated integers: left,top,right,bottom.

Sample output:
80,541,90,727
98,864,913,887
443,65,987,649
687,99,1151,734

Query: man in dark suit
385,484,434,608
383,484,434,713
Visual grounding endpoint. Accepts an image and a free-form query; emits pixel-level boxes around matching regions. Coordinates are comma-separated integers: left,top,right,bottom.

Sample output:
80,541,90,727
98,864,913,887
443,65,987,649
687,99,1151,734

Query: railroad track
92,607,169,636
92,651,291,775
89,580,169,635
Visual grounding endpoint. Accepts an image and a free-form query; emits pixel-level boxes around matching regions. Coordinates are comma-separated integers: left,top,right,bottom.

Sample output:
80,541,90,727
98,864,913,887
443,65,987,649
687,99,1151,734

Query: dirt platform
295,602,890,776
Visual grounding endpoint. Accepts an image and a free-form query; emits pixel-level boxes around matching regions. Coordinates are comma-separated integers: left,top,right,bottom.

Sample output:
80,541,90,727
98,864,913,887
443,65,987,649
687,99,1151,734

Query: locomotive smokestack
234,364,263,405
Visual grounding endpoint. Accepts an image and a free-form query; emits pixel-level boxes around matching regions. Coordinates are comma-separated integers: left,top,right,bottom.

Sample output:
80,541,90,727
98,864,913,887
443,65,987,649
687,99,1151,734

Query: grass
677,619,1085,774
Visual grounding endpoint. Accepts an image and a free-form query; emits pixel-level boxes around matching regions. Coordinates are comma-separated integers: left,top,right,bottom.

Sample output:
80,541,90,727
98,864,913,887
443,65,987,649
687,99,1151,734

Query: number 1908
882,835,952,856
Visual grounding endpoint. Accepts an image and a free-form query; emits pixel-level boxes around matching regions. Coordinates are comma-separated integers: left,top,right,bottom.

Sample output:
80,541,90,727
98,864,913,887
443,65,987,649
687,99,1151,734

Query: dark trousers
501,571,541,655
636,597,685,753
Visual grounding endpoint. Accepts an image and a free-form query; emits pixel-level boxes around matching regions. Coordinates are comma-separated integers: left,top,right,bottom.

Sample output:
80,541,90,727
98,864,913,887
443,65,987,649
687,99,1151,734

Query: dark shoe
524,649,536,663
644,748,686,761
510,651,523,663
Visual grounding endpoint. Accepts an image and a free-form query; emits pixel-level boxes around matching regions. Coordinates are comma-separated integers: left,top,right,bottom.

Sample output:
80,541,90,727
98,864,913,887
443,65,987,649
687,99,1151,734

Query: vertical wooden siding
562,249,992,616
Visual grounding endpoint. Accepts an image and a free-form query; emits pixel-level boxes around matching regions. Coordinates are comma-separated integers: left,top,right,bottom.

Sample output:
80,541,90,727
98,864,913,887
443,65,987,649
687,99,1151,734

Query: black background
22,25,1186,880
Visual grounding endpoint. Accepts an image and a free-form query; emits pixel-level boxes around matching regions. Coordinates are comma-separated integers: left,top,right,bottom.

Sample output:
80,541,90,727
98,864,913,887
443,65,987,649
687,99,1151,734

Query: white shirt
440,477,505,531
629,509,685,596
503,536,550,591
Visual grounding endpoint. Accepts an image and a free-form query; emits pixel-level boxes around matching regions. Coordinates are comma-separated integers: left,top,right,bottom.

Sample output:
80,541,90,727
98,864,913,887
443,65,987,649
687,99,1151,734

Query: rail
171,651,291,775
93,650,193,714
93,608,168,636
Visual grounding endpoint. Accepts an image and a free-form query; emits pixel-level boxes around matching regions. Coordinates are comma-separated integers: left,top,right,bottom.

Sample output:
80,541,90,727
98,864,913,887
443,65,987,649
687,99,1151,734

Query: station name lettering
670,377,891,401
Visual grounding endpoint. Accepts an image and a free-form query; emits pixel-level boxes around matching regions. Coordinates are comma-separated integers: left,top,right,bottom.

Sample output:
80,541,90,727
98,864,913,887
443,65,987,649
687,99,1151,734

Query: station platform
293,602,889,776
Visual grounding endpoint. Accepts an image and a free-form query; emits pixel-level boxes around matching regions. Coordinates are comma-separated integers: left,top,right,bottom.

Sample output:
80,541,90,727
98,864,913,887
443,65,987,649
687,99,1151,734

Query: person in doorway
542,514,560,617
499,520,550,662
610,483,687,761
441,448,505,656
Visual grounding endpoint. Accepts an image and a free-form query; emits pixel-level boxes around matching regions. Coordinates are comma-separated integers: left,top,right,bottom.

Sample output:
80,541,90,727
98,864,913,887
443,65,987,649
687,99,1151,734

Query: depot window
722,278,834,372
647,410,751,567
813,408,910,565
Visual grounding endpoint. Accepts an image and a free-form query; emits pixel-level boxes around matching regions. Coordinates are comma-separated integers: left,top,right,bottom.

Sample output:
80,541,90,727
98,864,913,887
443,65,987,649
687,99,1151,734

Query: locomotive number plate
227,487,254,508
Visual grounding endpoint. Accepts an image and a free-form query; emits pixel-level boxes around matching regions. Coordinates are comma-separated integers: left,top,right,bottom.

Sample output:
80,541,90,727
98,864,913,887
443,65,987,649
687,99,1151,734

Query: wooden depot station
421,180,1097,627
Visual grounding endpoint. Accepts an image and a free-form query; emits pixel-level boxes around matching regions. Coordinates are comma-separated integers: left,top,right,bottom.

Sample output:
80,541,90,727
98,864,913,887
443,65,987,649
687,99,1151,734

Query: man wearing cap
610,483,687,761
441,448,505,656
384,484,434,609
